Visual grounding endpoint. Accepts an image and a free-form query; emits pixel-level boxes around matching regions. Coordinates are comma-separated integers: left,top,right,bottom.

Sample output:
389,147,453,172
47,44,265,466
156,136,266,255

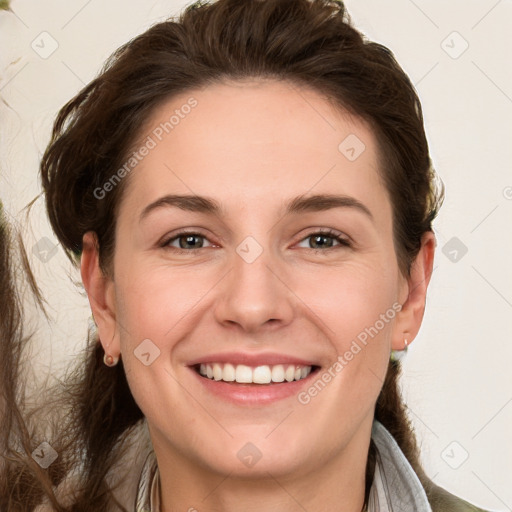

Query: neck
150,420,373,512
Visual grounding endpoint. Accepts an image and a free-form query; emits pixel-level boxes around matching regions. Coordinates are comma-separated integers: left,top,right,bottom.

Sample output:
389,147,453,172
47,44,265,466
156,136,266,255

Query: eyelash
159,229,352,254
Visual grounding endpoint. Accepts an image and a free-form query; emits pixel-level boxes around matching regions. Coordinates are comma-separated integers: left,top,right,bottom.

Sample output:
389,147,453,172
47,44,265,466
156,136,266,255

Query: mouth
192,362,321,384
187,353,322,405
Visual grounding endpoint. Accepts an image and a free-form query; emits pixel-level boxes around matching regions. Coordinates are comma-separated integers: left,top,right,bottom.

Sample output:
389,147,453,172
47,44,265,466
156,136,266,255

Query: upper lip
187,352,319,367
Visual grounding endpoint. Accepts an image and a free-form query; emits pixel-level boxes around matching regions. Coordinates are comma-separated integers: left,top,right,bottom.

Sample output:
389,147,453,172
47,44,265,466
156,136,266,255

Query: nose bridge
213,235,294,332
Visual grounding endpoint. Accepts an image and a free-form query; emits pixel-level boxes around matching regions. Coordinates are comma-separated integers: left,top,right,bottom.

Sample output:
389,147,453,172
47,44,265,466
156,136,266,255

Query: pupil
180,235,202,249
312,235,331,249
177,235,333,250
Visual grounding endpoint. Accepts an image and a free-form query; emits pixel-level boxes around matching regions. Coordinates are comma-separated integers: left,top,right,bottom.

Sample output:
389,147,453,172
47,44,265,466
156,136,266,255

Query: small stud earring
390,338,408,363
103,353,119,367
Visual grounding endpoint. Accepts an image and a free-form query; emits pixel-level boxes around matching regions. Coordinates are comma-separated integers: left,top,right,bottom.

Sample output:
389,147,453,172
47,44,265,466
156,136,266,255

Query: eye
160,228,351,254
296,229,351,251
161,231,214,252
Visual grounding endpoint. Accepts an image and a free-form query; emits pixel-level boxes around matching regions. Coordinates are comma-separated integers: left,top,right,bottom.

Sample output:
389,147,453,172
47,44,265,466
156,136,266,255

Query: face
84,79,430,480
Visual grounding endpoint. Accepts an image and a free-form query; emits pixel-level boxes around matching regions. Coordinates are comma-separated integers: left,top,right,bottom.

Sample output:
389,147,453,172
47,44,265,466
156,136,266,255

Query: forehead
118,79,391,223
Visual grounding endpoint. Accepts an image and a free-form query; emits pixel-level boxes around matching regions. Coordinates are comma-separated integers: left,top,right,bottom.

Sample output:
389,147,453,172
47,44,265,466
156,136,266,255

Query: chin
189,427,313,479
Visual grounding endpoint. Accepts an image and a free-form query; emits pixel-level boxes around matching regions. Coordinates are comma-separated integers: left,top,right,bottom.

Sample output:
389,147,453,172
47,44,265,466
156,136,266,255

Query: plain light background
0,1,511,510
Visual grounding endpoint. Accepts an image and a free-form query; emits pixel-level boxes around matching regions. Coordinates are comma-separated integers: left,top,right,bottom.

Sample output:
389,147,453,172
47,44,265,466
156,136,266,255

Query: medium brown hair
1,0,444,510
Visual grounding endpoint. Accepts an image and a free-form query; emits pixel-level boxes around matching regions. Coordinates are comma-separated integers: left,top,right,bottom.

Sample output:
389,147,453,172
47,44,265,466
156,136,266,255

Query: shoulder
427,481,495,512
370,419,494,512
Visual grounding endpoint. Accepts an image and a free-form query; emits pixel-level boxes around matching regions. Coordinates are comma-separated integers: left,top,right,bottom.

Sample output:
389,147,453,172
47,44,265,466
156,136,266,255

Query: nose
213,243,295,334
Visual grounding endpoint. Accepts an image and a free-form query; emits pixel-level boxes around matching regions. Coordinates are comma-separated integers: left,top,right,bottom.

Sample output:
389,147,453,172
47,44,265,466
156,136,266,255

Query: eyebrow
139,193,374,223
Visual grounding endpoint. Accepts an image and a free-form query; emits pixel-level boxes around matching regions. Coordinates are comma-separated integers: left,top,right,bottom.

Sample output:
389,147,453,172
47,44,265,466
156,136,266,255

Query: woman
1,0,494,510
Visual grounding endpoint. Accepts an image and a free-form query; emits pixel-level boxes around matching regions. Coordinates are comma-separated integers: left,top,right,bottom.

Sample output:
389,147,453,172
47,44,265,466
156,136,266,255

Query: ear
80,231,120,359
392,230,436,350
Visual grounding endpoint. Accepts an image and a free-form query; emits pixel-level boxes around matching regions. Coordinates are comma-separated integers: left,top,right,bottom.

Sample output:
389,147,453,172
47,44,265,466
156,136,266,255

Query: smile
196,363,315,384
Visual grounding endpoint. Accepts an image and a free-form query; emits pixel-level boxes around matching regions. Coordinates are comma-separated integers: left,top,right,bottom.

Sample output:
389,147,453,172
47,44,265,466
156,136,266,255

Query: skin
81,79,435,512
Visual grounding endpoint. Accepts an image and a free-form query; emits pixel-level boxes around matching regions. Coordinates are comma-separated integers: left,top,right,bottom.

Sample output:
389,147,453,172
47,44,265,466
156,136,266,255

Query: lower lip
189,367,320,406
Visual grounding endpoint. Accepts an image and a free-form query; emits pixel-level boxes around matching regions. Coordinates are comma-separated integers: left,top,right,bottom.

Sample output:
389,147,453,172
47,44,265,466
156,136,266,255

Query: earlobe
80,232,120,359
391,231,436,351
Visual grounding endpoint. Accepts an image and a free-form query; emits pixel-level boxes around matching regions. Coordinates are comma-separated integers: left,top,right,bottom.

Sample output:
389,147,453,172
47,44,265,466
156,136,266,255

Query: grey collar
368,420,432,511
136,419,432,512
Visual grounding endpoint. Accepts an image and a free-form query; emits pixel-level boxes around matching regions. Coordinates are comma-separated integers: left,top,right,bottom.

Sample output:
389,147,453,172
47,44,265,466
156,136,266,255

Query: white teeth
212,363,223,381
253,365,272,384
285,365,295,382
235,364,253,383
197,363,313,384
271,364,285,383
223,363,236,382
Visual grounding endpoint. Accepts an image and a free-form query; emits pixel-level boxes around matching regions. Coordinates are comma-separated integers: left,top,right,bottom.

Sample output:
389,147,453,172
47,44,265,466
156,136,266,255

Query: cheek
299,261,398,405
112,263,217,409
299,266,397,408
114,263,206,342
113,270,193,423
300,259,399,349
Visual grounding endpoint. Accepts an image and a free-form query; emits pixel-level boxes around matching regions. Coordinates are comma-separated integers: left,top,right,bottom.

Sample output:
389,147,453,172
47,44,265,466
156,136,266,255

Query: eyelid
294,228,352,249
159,228,216,250
160,227,352,252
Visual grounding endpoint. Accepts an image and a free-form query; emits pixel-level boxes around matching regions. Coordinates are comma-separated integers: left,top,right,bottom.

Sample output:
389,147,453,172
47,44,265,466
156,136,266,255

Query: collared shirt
135,419,432,512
